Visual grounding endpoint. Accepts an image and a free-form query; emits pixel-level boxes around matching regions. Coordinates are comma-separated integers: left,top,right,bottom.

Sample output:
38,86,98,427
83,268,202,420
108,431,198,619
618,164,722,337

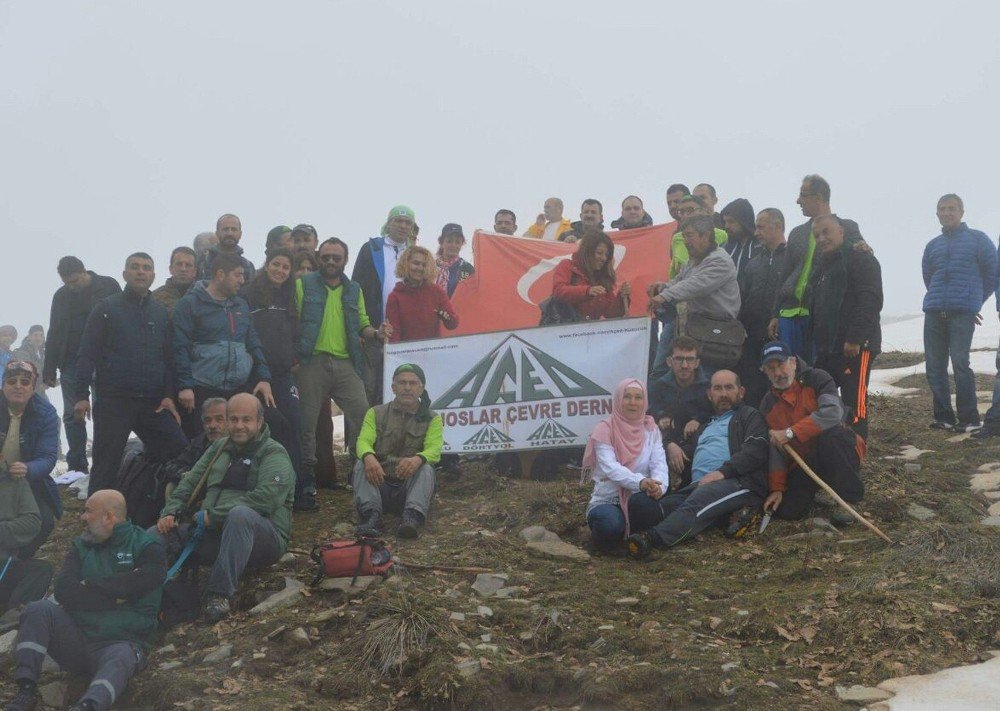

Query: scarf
435,256,461,291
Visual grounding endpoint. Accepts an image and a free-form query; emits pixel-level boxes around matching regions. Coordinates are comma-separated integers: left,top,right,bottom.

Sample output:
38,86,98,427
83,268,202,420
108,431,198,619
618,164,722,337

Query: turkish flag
449,223,674,335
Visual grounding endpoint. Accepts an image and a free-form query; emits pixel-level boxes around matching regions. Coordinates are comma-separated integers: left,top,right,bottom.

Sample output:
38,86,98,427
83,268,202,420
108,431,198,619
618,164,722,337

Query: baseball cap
291,224,317,237
440,223,464,238
760,341,793,366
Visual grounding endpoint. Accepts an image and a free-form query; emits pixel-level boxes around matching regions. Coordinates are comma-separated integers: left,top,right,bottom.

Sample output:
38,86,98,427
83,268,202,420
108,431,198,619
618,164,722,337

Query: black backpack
117,439,169,529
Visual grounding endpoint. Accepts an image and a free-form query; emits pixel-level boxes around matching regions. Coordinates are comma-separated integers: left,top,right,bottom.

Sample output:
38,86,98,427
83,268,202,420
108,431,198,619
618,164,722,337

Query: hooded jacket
0,392,62,517
610,212,654,230
720,198,761,288
196,244,256,283
172,282,271,392
43,271,121,382
809,242,883,357
921,222,997,314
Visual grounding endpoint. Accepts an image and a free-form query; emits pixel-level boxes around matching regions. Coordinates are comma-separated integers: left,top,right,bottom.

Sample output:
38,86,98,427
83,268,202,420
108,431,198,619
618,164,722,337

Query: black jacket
809,245,883,357
739,243,788,341
610,212,653,230
196,245,256,283
352,238,390,327
160,432,213,487
648,367,713,458
776,217,863,315
74,289,175,400
44,272,121,382
692,403,770,498
240,283,298,377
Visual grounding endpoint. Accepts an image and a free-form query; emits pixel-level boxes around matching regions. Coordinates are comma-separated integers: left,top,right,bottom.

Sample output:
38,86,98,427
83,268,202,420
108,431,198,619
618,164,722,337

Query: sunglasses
319,254,345,263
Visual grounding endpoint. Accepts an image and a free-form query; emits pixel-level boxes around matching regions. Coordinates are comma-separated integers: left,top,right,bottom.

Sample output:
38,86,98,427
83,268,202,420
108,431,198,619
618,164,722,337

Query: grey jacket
659,245,741,320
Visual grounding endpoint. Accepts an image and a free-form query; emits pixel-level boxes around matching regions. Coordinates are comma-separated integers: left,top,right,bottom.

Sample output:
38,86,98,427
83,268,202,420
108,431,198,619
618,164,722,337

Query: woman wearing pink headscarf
583,378,670,550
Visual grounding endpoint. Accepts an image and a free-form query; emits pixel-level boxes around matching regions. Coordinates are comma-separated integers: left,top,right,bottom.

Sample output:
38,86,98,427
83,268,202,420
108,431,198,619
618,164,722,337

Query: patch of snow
877,653,1000,710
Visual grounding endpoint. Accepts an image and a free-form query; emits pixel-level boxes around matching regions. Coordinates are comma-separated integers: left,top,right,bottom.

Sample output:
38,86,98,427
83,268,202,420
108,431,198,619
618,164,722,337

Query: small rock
477,606,493,618
989,501,1000,516
518,632,534,641
597,624,615,631
158,661,184,671
472,573,509,597
981,516,1000,527
249,577,305,614
308,609,338,624
252,652,266,660
38,681,67,707
687,619,702,628
317,575,381,595
736,610,750,617
615,597,639,606
836,538,867,545
761,681,779,689
450,612,466,622
721,662,739,672
456,659,481,677
639,585,650,595
906,504,936,521
458,642,472,651
203,644,233,664
834,684,893,703
903,462,921,472
548,609,561,625
519,525,562,543
984,491,1000,500
0,630,18,655
640,620,662,632
279,552,296,564
480,633,492,642
155,643,177,655
41,655,58,672
289,627,311,647
946,432,971,443
445,588,462,599
525,540,591,563
494,587,522,599
231,660,242,669
474,643,498,653
810,517,840,534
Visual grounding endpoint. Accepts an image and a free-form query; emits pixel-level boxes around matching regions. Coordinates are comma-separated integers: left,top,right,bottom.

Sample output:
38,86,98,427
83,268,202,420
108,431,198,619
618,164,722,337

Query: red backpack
310,538,394,586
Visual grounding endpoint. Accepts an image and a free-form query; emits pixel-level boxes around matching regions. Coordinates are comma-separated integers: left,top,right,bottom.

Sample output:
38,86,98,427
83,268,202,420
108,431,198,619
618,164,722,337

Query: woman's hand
619,281,632,297
588,286,607,297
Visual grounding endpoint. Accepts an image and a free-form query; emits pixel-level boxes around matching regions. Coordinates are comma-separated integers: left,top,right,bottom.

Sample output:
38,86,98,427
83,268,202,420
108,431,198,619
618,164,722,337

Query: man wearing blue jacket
74,253,189,494
922,194,998,432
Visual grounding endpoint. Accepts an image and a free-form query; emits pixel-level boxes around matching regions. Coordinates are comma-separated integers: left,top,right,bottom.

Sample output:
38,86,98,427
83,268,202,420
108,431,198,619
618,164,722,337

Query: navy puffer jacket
921,223,997,314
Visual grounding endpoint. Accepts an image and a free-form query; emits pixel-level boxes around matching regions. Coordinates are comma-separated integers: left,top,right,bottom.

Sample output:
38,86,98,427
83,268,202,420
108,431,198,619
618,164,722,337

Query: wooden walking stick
782,444,892,544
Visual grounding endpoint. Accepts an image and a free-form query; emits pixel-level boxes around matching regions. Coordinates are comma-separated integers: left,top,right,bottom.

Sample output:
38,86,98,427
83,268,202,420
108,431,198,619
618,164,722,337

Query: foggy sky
3,0,999,336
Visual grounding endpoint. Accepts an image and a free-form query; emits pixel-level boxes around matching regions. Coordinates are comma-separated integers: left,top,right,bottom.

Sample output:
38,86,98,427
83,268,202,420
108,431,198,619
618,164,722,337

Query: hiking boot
293,492,320,513
626,531,656,559
5,681,38,711
202,595,231,623
971,426,1000,440
356,509,383,537
953,422,983,434
831,509,856,527
928,420,955,430
724,506,761,539
397,509,424,539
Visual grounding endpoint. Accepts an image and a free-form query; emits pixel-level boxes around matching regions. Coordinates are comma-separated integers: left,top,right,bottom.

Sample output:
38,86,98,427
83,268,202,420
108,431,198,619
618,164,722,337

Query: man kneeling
628,370,770,558
354,364,442,538
7,491,164,711
155,393,294,622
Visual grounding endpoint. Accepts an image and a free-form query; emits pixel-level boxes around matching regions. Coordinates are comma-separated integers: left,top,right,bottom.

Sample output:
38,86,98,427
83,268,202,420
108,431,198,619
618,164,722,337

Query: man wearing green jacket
354,364,443,539
7,490,165,711
155,393,294,622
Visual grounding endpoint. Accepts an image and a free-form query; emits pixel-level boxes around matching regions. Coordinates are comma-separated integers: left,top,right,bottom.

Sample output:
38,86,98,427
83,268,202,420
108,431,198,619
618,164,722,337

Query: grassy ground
8,356,999,710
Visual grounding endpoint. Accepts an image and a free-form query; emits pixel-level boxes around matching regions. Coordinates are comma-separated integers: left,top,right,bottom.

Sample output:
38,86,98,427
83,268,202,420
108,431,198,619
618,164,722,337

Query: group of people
0,175,995,709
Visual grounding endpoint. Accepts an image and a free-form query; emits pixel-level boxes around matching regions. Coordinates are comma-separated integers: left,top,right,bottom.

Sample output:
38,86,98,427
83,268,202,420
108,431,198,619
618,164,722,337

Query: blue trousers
587,492,664,545
923,311,978,425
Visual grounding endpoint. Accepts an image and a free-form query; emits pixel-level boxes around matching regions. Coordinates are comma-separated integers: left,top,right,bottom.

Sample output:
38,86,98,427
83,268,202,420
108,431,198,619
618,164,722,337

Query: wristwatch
784,428,794,441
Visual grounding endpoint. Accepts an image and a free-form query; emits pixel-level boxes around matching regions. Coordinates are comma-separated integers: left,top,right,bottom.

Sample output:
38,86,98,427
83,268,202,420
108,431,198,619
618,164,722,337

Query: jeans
651,317,676,376
587,492,664,545
923,311,978,425
59,361,89,473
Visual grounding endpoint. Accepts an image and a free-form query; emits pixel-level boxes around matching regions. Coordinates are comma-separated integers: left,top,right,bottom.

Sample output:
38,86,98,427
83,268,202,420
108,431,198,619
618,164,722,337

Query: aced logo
527,419,578,447
432,334,608,409
463,425,514,451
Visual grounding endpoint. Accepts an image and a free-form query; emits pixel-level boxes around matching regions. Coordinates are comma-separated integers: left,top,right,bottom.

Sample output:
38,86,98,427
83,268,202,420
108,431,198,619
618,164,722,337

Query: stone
252,652,266,660
721,662,740,672
903,462,921,472
41,655,58,672
519,525,562,543
38,681,67,707
317,575,381,595
0,630,17,655
309,609,339,624
156,643,177,655
450,612,466,621
983,491,1000,500
472,573,509,597
279,552,296,564
457,642,471,651
525,540,591,563
249,577,305,614
736,610,750,617
331,522,355,537
989,502,1000,516
159,661,184,671
835,684,893,703
480,633,492,642
597,624,615,631
687,619,702,628
970,470,1000,491
494,587,521,599
615,597,639,606
477,606,493,618
445,588,462,599
810,517,841,534
289,627,311,647
906,504,936,521
976,461,1000,472
456,659,481,677
203,644,233,664
640,620,662,632
475,643,499,653
518,631,534,641
981,516,1000,527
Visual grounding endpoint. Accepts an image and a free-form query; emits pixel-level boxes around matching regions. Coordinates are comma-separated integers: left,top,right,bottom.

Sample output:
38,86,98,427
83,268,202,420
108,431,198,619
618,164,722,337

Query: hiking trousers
814,348,877,441
297,354,369,468
0,559,53,611
651,478,761,547
776,425,863,520
352,461,435,517
15,599,144,711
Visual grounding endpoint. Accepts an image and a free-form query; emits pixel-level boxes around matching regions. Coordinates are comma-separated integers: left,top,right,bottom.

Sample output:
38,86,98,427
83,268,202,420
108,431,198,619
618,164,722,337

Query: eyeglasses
670,356,699,364
319,254,344,263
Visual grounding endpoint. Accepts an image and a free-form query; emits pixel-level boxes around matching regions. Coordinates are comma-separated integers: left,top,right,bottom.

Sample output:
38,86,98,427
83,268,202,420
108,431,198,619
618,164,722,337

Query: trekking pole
782,444,892,544
0,556,13,586
184,437,229,516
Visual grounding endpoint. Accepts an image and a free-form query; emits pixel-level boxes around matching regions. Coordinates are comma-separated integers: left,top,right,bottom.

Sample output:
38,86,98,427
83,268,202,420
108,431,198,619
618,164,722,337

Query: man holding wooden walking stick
758,342,865,524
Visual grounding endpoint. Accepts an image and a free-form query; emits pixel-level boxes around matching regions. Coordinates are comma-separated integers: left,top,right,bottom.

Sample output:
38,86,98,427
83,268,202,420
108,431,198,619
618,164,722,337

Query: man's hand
666,442,688,473
74,400,91,422
697,470,725,486
647,282,667,297
764,491,783,513
436,309,453,324
683,419,700,438
8,462,27,478
658,416,672,432
156,514,177,534
769,428,791,448
563,234,578,244
649,294,667,308
178,389,195,413
253,381,275,408
588,286,607,297
156,397,181,425
767,318,779,340
395,456,423,479
535,214,545,228
378,322,393,341
363,454,385,486
843,342,861,358
639,477,662,499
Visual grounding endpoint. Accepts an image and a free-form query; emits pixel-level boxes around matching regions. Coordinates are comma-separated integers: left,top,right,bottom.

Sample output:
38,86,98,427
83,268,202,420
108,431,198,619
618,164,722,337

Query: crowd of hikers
0,174,997,709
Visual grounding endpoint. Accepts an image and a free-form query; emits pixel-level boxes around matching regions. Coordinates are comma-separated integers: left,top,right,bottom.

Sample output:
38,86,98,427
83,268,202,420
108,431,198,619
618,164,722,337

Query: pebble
203,644,233,664
525,540,591,563
0,630,17,655
518,632,535,641
289,627,311,647
477,606,493,618
155,643,176,655
472,573,509,597
252,652,266,660
721,662,740,672
906,504,937,521
480,633,492,642
450,612,466,621
598,624,615,631
38,681,67,707
518,525,562,543
475,643,499,653
981,516,1000,527
615,597,639,606
158,661,184,671
279,552,296,564
456,659,481,677
736,610,750,617
249,577,305,614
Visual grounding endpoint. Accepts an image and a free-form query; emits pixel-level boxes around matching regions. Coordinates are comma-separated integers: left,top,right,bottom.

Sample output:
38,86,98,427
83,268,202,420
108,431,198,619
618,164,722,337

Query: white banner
383,318,651,453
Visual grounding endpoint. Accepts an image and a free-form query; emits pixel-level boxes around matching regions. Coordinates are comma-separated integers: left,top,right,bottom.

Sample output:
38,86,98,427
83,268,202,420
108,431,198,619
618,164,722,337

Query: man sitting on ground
354,364,443,539
628,370,770,558
758,341,865,522
155,393,294,622
6,490,165,711
158,397,229,500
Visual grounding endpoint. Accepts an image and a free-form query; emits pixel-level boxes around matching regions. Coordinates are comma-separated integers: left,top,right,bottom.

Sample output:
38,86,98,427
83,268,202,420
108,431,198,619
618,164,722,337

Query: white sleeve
647,433,671,489
594,442,645,492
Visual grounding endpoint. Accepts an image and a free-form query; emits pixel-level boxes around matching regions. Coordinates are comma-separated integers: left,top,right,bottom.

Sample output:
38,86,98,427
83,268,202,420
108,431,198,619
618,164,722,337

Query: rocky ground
3,354,998,710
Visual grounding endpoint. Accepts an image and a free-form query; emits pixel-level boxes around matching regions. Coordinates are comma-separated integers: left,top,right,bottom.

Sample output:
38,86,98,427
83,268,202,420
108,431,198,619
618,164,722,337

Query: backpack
117,439,169,529
310,538,394,586
538,297,583,326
